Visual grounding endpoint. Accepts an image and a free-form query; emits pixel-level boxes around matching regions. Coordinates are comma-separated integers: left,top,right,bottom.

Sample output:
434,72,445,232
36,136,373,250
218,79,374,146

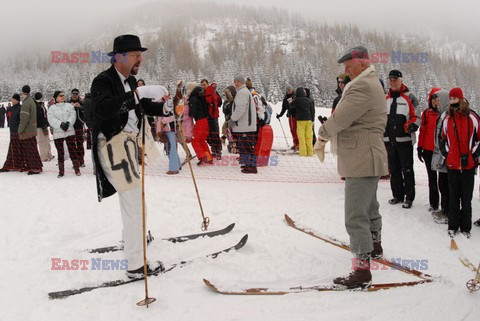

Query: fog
1,0,479,58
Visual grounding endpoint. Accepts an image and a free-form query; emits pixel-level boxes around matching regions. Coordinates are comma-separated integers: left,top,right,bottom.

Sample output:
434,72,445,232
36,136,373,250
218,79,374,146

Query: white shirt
115,67,139,134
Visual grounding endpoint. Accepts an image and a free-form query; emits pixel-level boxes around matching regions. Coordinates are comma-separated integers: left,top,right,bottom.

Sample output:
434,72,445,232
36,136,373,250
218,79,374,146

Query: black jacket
69,98,85,129
278,92,295,117
9,103,21,133
189,87,209,121
82,96,95,128
332,87,342,112
90,65,165,201
291,88,315,121
36,101,48,129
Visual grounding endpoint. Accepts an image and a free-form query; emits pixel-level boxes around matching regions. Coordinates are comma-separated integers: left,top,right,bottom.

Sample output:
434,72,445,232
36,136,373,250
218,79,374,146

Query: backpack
204,84,221,119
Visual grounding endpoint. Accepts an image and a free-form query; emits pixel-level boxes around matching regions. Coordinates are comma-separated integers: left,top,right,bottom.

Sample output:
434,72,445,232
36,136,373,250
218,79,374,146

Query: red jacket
418,88,442,151
440,111,480,170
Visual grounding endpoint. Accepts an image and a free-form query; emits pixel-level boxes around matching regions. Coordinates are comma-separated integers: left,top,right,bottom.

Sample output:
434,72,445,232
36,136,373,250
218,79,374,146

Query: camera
461,154,469,167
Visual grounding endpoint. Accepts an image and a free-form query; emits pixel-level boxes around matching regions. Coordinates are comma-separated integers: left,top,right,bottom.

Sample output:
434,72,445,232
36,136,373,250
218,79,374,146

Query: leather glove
276,113,280,119
406,123,419,134
60,122,69,131
258,118,265,127
417,147,424,163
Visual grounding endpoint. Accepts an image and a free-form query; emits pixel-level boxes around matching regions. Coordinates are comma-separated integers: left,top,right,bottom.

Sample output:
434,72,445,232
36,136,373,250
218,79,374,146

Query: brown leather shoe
333,269,372,289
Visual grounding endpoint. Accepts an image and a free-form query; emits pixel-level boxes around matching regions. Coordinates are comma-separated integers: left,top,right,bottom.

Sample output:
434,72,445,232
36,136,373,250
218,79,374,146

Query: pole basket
137,297,157,307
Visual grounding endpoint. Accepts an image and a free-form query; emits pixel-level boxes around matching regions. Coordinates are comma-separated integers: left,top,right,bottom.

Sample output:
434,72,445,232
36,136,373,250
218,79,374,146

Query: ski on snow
283,214,433,281
49,234,248,300
450,239,478,272
201,215,433,295
87,223,235,254
203,278,431,295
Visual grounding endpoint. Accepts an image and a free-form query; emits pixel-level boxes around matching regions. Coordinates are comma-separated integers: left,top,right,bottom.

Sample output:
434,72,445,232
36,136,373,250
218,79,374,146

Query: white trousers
98,139,146,271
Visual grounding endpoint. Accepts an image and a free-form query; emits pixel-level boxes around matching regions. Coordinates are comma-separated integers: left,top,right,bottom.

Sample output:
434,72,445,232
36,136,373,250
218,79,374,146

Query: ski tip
450,239,458,251
226,223,235,232
239,234,249,246
284,214,294,226
203,279,220,293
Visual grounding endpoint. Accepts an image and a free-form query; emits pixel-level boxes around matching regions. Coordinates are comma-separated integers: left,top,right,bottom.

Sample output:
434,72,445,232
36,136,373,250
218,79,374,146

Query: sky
0,0,479,58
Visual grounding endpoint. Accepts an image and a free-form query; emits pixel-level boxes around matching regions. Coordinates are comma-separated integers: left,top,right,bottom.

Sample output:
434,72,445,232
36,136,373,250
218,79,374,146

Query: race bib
99,132,141,192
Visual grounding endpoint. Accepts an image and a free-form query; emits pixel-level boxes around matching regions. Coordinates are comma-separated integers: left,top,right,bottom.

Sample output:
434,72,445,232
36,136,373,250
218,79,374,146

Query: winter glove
258,118,265,127
276,113,280,119
417,147,424,163
60,122,69,131
42,127,49,135
227,119,236,128
406,123,419,134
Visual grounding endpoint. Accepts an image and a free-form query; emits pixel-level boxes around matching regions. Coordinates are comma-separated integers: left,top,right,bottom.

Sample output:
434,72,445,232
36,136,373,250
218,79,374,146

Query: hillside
0,0,479,107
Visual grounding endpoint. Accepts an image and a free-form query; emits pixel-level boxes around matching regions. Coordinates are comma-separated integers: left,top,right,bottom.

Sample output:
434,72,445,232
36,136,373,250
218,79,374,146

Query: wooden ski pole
135,92,156,307
174,92,210,231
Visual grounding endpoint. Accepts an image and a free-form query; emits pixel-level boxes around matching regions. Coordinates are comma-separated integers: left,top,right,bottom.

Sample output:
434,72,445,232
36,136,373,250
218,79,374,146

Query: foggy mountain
1,0,479,108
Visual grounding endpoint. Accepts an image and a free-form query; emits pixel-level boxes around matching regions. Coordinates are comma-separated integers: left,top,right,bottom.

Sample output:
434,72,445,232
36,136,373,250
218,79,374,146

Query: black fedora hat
107,34,148,56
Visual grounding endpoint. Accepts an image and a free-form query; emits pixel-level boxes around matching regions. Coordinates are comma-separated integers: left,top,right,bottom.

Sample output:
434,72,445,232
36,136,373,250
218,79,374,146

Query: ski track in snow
0,106,480,321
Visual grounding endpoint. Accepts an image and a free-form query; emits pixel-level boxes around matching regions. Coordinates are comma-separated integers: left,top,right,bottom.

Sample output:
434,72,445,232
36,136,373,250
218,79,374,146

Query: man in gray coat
229,74,258,174
318,46,388,289
18,85,43,175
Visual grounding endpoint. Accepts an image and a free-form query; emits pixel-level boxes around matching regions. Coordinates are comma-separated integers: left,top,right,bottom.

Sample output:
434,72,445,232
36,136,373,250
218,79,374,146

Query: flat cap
337,46,369,63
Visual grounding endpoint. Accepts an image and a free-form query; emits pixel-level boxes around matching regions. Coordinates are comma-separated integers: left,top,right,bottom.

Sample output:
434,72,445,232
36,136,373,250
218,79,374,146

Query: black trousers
447,169,474,233
422,150,439,209
386,142,415,202
74,128,85,165
438,172,449,213
54,136,80,174
207,118,222,156
234,132,257,168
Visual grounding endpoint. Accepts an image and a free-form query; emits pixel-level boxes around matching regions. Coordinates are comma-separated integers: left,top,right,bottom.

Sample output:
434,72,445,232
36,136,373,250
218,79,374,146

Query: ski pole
135,91,156,308
277,117,290,147
174,90,210,231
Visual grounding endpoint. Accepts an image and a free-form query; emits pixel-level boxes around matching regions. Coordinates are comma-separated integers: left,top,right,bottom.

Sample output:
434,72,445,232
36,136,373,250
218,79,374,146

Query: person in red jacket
439,87,480,238
417,88,442,211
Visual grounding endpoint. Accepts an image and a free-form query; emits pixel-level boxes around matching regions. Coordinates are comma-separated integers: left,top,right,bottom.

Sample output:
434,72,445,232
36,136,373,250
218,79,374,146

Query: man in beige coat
318,46,388,289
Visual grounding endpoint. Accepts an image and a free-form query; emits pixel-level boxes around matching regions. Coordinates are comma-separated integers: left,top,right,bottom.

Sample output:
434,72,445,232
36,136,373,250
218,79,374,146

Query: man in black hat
69,88,85,166
383,69,420,209
0,94,24,172
91,34,168,278
18,85,43,174
318,46,388,289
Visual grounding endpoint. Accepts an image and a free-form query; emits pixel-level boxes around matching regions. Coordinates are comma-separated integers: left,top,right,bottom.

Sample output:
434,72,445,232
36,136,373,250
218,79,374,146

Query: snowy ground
1,106,480,321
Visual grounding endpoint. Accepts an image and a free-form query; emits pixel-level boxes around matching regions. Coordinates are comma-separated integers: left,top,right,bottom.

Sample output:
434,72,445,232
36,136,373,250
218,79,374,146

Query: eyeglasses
72,93,79,95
